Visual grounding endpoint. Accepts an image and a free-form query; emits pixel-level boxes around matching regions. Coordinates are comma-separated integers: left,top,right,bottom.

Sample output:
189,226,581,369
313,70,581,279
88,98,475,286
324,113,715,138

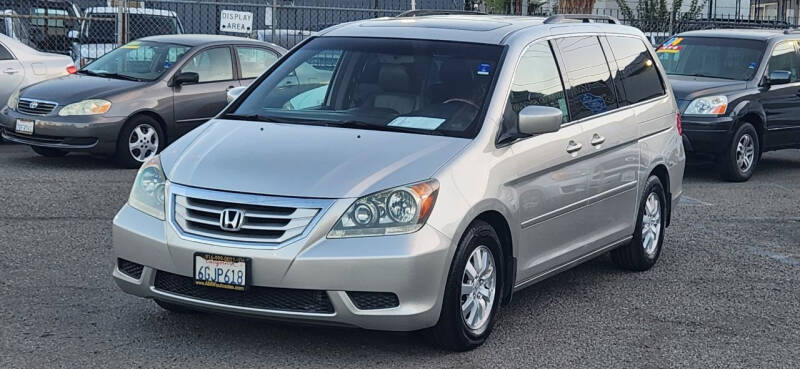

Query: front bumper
681,115,735,155
0,108,126,154
112,200,454,331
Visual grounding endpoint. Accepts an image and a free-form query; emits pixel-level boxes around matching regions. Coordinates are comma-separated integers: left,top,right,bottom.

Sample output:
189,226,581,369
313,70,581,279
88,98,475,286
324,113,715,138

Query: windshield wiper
220,113,327,125
79,70,143,81
331,120,446,136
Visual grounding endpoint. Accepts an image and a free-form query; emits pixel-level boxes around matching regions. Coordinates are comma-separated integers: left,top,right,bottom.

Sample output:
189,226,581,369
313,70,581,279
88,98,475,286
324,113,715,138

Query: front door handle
566,140,583,154
590,133,606,146
3,68,19,75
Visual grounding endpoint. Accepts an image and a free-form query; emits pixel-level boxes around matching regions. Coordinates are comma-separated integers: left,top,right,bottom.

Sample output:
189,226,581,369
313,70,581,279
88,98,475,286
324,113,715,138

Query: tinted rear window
607,36,666,105
555,36,617,121
657,37,765,80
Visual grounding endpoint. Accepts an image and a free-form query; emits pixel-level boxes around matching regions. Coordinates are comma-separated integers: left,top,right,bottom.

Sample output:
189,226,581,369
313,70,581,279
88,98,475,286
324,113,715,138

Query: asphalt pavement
0,143,798,368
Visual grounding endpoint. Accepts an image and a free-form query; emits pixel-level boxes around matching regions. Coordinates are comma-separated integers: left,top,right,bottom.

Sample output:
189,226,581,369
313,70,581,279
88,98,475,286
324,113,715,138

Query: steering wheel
442,98,480,110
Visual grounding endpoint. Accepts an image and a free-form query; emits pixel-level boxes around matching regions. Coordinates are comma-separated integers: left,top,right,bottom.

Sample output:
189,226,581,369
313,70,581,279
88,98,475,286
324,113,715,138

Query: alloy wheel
128,124,159,162
735,133,755,172
641,192,662,258
460,245,496,332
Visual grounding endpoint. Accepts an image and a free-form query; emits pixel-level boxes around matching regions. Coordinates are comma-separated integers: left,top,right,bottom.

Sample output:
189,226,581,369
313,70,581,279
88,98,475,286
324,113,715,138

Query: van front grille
171,186,326,246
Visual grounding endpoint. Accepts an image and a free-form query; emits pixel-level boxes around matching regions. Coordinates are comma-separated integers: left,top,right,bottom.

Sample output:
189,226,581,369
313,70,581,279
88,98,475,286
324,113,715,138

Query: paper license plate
15,119,34,135
194,253,248,291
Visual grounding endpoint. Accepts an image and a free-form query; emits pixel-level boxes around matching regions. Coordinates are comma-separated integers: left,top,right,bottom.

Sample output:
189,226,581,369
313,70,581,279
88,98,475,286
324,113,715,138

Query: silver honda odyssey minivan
113,14,685,351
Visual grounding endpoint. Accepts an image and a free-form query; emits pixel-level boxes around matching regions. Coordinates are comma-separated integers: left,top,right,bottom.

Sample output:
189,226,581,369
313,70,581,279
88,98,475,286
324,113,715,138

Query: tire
428,220,504,351
31,146,68,157
718,122,759,182
154,299,196,314
114,115,165,169
611,175,666,271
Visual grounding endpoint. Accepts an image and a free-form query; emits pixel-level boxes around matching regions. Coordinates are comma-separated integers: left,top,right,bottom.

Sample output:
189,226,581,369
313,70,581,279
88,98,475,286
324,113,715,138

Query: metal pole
271,1,276,44
117,0,125,45
411,0,416,11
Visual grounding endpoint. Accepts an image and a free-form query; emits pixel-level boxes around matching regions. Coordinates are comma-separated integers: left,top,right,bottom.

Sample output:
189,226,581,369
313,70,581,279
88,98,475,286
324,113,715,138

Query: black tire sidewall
722,123,759,181
630,176,667,267
115,116,165,168
434,220,504,350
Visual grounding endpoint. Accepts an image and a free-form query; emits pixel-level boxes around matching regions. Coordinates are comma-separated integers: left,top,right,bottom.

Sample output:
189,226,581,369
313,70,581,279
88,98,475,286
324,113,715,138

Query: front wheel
611,175,666,271
718,122,759,182
114,116,164,168
428,220,503,351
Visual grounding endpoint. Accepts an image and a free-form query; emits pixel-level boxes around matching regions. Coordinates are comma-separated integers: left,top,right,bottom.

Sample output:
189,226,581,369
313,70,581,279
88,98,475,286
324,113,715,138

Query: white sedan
0,33,76,114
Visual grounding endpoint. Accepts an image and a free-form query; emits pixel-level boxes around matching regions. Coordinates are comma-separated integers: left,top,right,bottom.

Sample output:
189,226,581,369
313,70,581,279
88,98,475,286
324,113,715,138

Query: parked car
1,34,285,166
0,0,81,55
1,10,32,45
111,15,684,350
657,29,800,181
72,7,184,67
0,33,75,122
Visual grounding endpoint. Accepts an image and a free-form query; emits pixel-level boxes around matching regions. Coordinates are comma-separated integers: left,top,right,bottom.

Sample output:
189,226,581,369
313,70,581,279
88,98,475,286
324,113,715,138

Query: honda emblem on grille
219,209,244,231
29,101,39,109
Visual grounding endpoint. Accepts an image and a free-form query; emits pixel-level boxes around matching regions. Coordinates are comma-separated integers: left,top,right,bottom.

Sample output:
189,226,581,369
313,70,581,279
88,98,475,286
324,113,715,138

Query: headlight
58,99,111,116
6,89,19,110
128,156,166,220
684,96,728,116
328,179,439,238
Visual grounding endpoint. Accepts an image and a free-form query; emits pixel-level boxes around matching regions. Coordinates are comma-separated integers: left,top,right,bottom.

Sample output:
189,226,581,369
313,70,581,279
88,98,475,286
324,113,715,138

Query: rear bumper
0,108,125,154
681,115,735,155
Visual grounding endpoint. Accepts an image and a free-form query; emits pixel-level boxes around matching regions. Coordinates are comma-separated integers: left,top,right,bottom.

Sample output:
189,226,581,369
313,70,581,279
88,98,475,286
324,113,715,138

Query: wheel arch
732,100,766,150
126,110,169,144
473,210,515,306
648,164,671,227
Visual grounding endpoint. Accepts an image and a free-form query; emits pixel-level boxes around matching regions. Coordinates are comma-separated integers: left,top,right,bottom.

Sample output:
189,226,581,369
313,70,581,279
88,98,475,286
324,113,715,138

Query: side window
554,36,617,121
0,44,12,60
236,47,279,79
508,42,568,123
607,36,666,105
767,41,799,82
181,47,233,83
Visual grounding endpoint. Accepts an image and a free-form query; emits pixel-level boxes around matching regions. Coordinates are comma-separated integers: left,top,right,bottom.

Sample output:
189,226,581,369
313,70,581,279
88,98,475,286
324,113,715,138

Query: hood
160,120,470,199
668,75,748,103
20,74,142,104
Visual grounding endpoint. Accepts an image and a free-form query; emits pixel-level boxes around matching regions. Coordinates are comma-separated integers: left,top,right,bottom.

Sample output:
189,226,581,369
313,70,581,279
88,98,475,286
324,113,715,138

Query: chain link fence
2,0,799,63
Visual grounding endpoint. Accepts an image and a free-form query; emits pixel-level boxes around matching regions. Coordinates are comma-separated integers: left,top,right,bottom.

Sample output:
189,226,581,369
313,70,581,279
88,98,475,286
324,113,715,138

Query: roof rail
784,28,800,34
543,14,619,24
396,10,487,17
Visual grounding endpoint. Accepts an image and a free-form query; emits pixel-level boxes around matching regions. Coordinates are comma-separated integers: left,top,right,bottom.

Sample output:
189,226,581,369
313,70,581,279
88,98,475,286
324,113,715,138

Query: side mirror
766,70,792,86
227,86,247,103
518,106,563,135
67,30,79,41
172,72,199,86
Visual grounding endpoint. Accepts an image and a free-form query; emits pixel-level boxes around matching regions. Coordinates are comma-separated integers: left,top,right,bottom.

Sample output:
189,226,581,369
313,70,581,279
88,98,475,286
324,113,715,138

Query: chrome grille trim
17,98,58,115
168,183,334,248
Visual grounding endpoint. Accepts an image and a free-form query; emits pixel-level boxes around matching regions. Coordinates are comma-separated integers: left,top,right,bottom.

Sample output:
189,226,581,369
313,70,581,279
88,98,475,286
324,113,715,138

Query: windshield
85,14,180,43
657,37,766,80
81,41,189,81
231,37,504,138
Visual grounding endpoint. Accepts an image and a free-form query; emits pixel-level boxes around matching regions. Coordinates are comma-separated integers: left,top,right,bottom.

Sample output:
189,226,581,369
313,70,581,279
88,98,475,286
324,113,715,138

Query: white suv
112,14,685,351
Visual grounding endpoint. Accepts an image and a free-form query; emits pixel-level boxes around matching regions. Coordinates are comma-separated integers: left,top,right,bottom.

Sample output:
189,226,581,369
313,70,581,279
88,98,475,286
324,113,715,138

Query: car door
234,45,279,87
0,41,24,108
761,40,800,148
507,40,593,282
172,46,237,135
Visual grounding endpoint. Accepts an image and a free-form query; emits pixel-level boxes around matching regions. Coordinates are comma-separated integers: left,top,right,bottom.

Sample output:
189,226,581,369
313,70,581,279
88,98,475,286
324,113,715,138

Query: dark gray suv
1,34,285,167
658,29,800,181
